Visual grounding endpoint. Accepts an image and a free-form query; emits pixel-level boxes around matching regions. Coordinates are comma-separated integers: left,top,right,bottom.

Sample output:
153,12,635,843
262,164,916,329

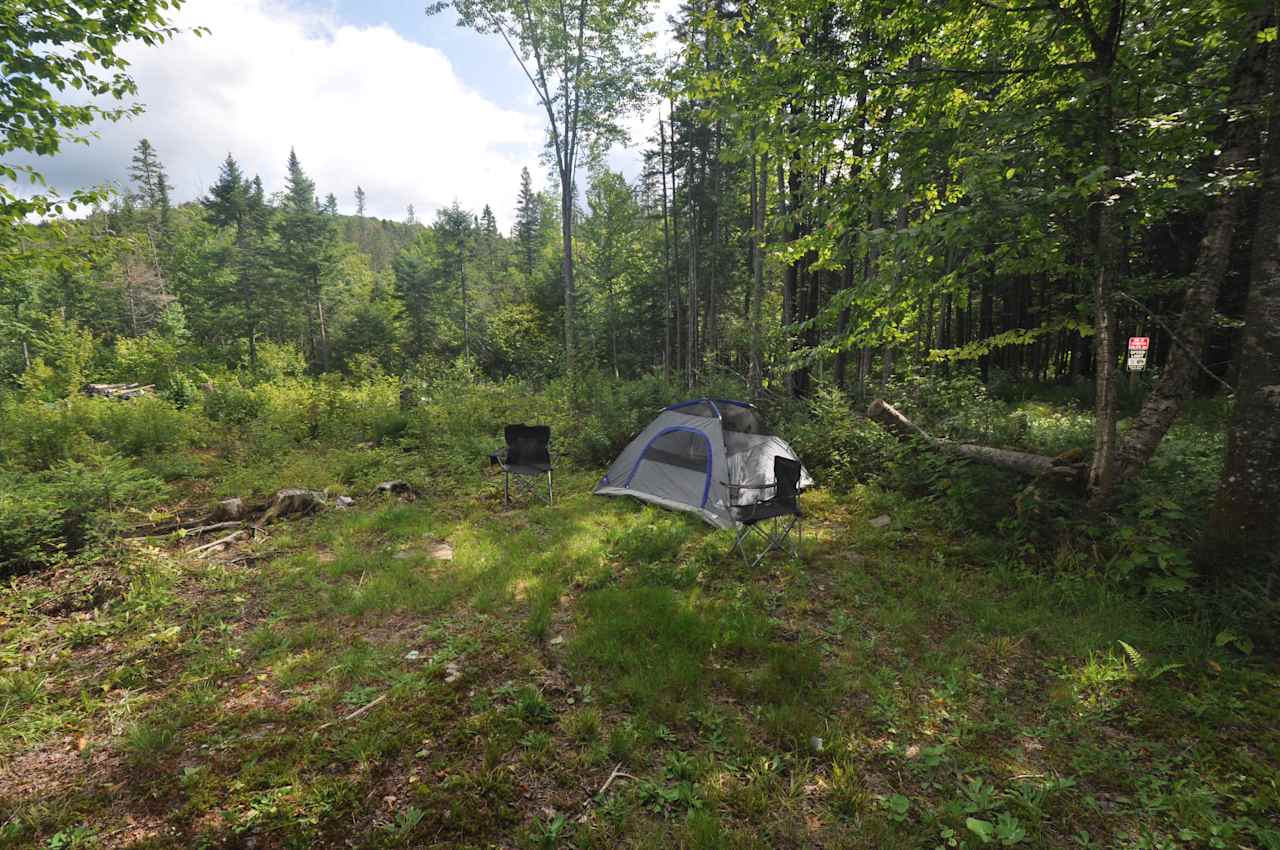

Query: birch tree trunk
1115,24,1269,482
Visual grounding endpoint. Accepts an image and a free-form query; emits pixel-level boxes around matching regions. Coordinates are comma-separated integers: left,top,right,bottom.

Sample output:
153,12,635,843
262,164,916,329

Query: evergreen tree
322,193,338,216
200,156,274,369
436,202,475,359
480,204,498,237
155,164,172,229
355,185,367,217
406,204,417,225
129,139,171,208
393,230,441,360
514,166,540,284
202,155,248,231
276,149,337,371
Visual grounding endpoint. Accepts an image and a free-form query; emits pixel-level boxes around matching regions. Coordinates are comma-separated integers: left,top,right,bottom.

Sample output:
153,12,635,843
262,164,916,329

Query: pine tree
277,148,337,371
406,204,417,225
200,156,273,369
436,202,475,359
202,155,248,231
480,204,498,237
284,148,316,211
129,138,169,208
156,165,172,220
322,193,338,216
514,166,540,284
355,185,367,217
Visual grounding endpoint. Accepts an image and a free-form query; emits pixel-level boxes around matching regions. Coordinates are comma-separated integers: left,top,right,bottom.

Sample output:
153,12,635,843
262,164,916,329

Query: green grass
1,451,1277,850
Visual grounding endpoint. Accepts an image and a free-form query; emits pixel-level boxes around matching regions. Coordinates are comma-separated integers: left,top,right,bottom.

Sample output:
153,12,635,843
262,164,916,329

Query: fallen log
257,489,326,525
182,520,243,537
83,382,154,400
866,399,1088,486
372,480,419,501
188,529,247,556
132,491,327,539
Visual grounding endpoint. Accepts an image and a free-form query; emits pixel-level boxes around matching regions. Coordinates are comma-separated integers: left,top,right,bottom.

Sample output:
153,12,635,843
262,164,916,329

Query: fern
1117,640,1183,681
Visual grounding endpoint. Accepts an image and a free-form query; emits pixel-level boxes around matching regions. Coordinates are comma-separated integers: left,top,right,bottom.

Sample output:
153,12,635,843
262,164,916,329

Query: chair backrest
505,424,551,466
773,456,802,509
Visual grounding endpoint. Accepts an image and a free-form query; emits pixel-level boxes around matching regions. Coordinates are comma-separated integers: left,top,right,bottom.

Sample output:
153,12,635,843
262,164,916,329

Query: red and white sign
1128,337,1150,351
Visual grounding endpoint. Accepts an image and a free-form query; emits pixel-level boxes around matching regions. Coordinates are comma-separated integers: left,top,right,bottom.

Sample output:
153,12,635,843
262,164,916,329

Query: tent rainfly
593,398,814,529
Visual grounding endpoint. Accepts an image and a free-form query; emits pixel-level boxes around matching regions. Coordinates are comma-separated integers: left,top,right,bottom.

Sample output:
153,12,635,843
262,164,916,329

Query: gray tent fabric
594,399,813,529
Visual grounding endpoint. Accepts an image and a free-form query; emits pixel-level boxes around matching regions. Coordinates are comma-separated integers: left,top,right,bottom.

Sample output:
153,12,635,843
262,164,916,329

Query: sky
15,0,679,231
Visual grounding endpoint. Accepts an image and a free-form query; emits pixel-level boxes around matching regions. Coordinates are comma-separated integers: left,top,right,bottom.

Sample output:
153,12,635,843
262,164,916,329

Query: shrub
0,454,163,576
91,395,199,456
784,384,896,490
0,396,95,470
111,332,183,387
202,379,264,425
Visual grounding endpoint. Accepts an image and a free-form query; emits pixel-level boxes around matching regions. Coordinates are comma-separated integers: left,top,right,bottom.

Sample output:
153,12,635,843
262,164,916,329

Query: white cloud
18,0,546,228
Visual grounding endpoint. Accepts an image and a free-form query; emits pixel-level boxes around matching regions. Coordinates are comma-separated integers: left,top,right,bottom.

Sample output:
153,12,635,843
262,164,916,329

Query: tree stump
259,489,326,525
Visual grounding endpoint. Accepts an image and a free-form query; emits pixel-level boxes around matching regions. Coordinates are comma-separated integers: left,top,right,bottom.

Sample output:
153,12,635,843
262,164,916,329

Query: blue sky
17,0,675,229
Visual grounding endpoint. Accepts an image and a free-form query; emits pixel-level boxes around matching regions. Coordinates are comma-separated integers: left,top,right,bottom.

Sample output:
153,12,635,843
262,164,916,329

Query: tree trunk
1114,23,1269,482
561,175,576,377
316,289,329,372
781,160,801,397
670,110,684,379
834,263,855,389
979,280,994,383
687,197,699,390
461,252,469,360
660,117,674,382
1087,53,1123,505
750,150,768,396
708,120,722,366
1205,25,1280,579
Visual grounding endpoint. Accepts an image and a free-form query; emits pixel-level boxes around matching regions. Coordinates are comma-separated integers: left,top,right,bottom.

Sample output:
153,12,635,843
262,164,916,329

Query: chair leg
547,470,554,506
504,470,510,506
733,525,753,567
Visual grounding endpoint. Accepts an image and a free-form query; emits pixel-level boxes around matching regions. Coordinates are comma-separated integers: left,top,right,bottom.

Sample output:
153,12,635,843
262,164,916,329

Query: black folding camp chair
728,456,803,568
489,424,553,506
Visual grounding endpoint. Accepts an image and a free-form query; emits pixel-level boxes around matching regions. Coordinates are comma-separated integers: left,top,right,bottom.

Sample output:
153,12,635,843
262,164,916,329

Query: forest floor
2,458,1278,849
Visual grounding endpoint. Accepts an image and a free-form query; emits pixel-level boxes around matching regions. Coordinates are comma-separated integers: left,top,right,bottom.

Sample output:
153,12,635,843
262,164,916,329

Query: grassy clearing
2,450,1276,850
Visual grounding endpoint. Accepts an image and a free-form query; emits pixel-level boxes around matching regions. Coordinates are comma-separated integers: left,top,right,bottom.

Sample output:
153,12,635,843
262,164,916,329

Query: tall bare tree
434,0,655,377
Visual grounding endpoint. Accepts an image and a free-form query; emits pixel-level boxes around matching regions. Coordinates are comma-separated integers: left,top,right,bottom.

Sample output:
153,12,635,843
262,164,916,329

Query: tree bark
750,150,768,396
1086,63,1123,503
561,177,576,378
781,159,801,397
316,295,329,372
660,117,674,382
979,280,994,383
834,263,855,389
1205,25,1280,579
1115,23,1269,482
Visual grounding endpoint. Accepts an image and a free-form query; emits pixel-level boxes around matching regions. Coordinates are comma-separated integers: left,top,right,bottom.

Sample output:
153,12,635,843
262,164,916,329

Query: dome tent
593,399,814,529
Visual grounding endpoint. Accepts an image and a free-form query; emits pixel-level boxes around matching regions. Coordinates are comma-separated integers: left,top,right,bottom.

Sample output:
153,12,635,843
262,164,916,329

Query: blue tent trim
623,425,713,508
662,398,757,417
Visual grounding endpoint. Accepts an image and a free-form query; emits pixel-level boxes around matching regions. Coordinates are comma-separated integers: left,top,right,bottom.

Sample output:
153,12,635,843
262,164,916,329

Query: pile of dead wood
866,399,1089,487
131,480,421,557
84,382,154,400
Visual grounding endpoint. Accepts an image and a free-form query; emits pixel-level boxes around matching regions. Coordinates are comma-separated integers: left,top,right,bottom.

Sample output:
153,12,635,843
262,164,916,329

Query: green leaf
967,817,996,844
1215,629,1254,655
995,813,1027,845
